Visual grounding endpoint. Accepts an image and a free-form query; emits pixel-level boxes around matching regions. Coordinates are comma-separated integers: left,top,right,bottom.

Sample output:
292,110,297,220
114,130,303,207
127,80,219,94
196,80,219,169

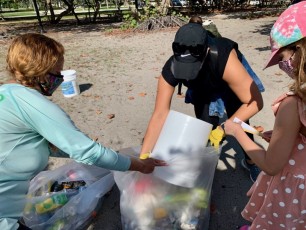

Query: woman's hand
129,157,167,174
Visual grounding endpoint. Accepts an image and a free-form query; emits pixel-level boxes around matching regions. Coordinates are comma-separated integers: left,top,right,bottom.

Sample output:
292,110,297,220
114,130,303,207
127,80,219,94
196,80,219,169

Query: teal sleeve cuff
94,148,131,171
113,151,131,171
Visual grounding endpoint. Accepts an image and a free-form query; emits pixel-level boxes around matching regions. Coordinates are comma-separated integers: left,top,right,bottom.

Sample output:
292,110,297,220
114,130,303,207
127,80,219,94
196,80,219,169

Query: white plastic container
151,110,213,160
60,70,80,98
150,110,213,187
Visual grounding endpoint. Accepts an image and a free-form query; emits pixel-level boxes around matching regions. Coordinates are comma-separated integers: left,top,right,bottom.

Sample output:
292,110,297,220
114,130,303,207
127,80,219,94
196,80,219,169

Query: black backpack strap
208,42,218,73
177,82,183,95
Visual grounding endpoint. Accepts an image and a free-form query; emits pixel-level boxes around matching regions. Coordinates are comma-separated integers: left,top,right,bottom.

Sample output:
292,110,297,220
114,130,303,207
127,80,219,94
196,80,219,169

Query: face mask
278,53,295,79
39,73,64,96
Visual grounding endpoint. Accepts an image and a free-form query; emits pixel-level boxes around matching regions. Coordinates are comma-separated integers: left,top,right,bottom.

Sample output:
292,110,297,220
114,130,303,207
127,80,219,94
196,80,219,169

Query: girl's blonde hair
6,33,65,87
289,38,306,101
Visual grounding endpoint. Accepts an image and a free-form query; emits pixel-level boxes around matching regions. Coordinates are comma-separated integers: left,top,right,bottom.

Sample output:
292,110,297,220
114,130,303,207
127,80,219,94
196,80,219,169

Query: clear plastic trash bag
114,146,220,230
23,161,115,230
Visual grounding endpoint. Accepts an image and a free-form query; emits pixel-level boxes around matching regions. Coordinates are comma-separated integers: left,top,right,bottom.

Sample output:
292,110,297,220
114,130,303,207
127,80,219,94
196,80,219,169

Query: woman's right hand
129,157,167,174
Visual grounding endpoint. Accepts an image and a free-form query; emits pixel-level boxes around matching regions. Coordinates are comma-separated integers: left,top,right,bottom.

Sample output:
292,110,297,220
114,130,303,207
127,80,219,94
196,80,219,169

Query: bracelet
220,122,225,130
139,152,151,160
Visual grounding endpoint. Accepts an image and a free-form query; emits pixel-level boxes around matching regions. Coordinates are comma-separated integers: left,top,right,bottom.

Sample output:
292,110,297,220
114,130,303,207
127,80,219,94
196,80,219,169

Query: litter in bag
23,161,115,230
114,146,220,230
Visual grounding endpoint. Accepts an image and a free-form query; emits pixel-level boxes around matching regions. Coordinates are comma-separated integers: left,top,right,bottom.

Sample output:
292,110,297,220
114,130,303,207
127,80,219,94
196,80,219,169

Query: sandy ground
0,12,291,229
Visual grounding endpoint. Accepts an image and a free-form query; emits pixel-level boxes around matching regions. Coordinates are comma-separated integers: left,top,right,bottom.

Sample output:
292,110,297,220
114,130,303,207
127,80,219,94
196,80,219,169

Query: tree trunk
59,0,81,24
47,0,56,23
159,0,171,15
93,0,101,22
32,0,45,33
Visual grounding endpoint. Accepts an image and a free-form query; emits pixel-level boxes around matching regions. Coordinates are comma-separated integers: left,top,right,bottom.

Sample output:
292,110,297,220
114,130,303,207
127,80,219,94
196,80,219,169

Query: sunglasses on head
172,42,206,57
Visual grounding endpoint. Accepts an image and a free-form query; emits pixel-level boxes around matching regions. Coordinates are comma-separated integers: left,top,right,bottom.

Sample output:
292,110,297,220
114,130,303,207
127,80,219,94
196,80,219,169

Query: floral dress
241,92,306,230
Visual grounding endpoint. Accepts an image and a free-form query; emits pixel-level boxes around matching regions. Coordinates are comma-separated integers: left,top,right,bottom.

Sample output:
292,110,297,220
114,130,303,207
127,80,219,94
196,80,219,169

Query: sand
0,12,290,229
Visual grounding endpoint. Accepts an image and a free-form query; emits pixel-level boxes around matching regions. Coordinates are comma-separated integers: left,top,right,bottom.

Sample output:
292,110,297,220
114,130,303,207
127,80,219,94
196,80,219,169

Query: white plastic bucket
150,110,213,187
60,70,80,98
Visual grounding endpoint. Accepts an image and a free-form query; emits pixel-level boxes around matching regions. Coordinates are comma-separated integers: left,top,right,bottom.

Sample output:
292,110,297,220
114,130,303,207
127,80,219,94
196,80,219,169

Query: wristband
139,152,150,160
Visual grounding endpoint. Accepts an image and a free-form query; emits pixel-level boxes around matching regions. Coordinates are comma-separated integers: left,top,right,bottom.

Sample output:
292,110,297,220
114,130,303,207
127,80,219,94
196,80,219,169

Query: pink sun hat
264,1,306,69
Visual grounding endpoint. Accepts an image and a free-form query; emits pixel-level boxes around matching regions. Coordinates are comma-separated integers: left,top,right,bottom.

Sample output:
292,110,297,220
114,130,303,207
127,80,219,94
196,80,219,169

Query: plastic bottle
35,193,68,214
60,70,80,98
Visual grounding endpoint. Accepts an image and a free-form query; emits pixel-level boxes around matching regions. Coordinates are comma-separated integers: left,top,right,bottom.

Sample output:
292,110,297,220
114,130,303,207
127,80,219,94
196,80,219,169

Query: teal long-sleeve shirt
0,84,131,229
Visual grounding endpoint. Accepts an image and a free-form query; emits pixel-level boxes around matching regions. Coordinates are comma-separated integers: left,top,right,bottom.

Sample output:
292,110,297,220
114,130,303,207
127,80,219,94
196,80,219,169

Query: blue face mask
278,52,295,79
39,73,64,96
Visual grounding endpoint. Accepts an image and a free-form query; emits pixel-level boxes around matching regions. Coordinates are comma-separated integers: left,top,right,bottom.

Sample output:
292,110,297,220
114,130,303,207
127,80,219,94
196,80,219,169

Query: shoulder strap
178,82,183,95
208,42,218,73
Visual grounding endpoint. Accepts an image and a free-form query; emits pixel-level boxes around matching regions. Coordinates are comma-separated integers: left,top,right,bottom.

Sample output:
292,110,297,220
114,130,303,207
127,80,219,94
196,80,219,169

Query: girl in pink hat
224,2,306,229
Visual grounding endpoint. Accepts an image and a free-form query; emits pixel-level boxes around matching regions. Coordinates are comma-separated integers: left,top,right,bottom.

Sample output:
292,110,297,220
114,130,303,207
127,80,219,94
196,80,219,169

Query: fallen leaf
139,92,147,97
107,114,115,119
96,110,102,114
82,94,92,97
128,96,135,100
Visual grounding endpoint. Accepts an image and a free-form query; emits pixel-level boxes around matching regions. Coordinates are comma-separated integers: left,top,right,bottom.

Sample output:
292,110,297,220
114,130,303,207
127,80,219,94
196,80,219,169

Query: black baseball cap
172,23,208,81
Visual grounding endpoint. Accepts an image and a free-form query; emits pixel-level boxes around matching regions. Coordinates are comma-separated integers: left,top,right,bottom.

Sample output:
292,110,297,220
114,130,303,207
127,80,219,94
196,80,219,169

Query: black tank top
162,36,241,103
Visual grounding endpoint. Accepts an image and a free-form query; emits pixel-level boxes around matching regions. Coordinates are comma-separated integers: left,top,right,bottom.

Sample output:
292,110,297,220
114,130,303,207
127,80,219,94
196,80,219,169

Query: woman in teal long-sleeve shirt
0,33,166,230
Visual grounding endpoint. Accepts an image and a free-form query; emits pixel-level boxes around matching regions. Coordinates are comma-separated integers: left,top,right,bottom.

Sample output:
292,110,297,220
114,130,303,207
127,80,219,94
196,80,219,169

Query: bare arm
224,96,300,175
223,50,264,122
140,76,175,155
